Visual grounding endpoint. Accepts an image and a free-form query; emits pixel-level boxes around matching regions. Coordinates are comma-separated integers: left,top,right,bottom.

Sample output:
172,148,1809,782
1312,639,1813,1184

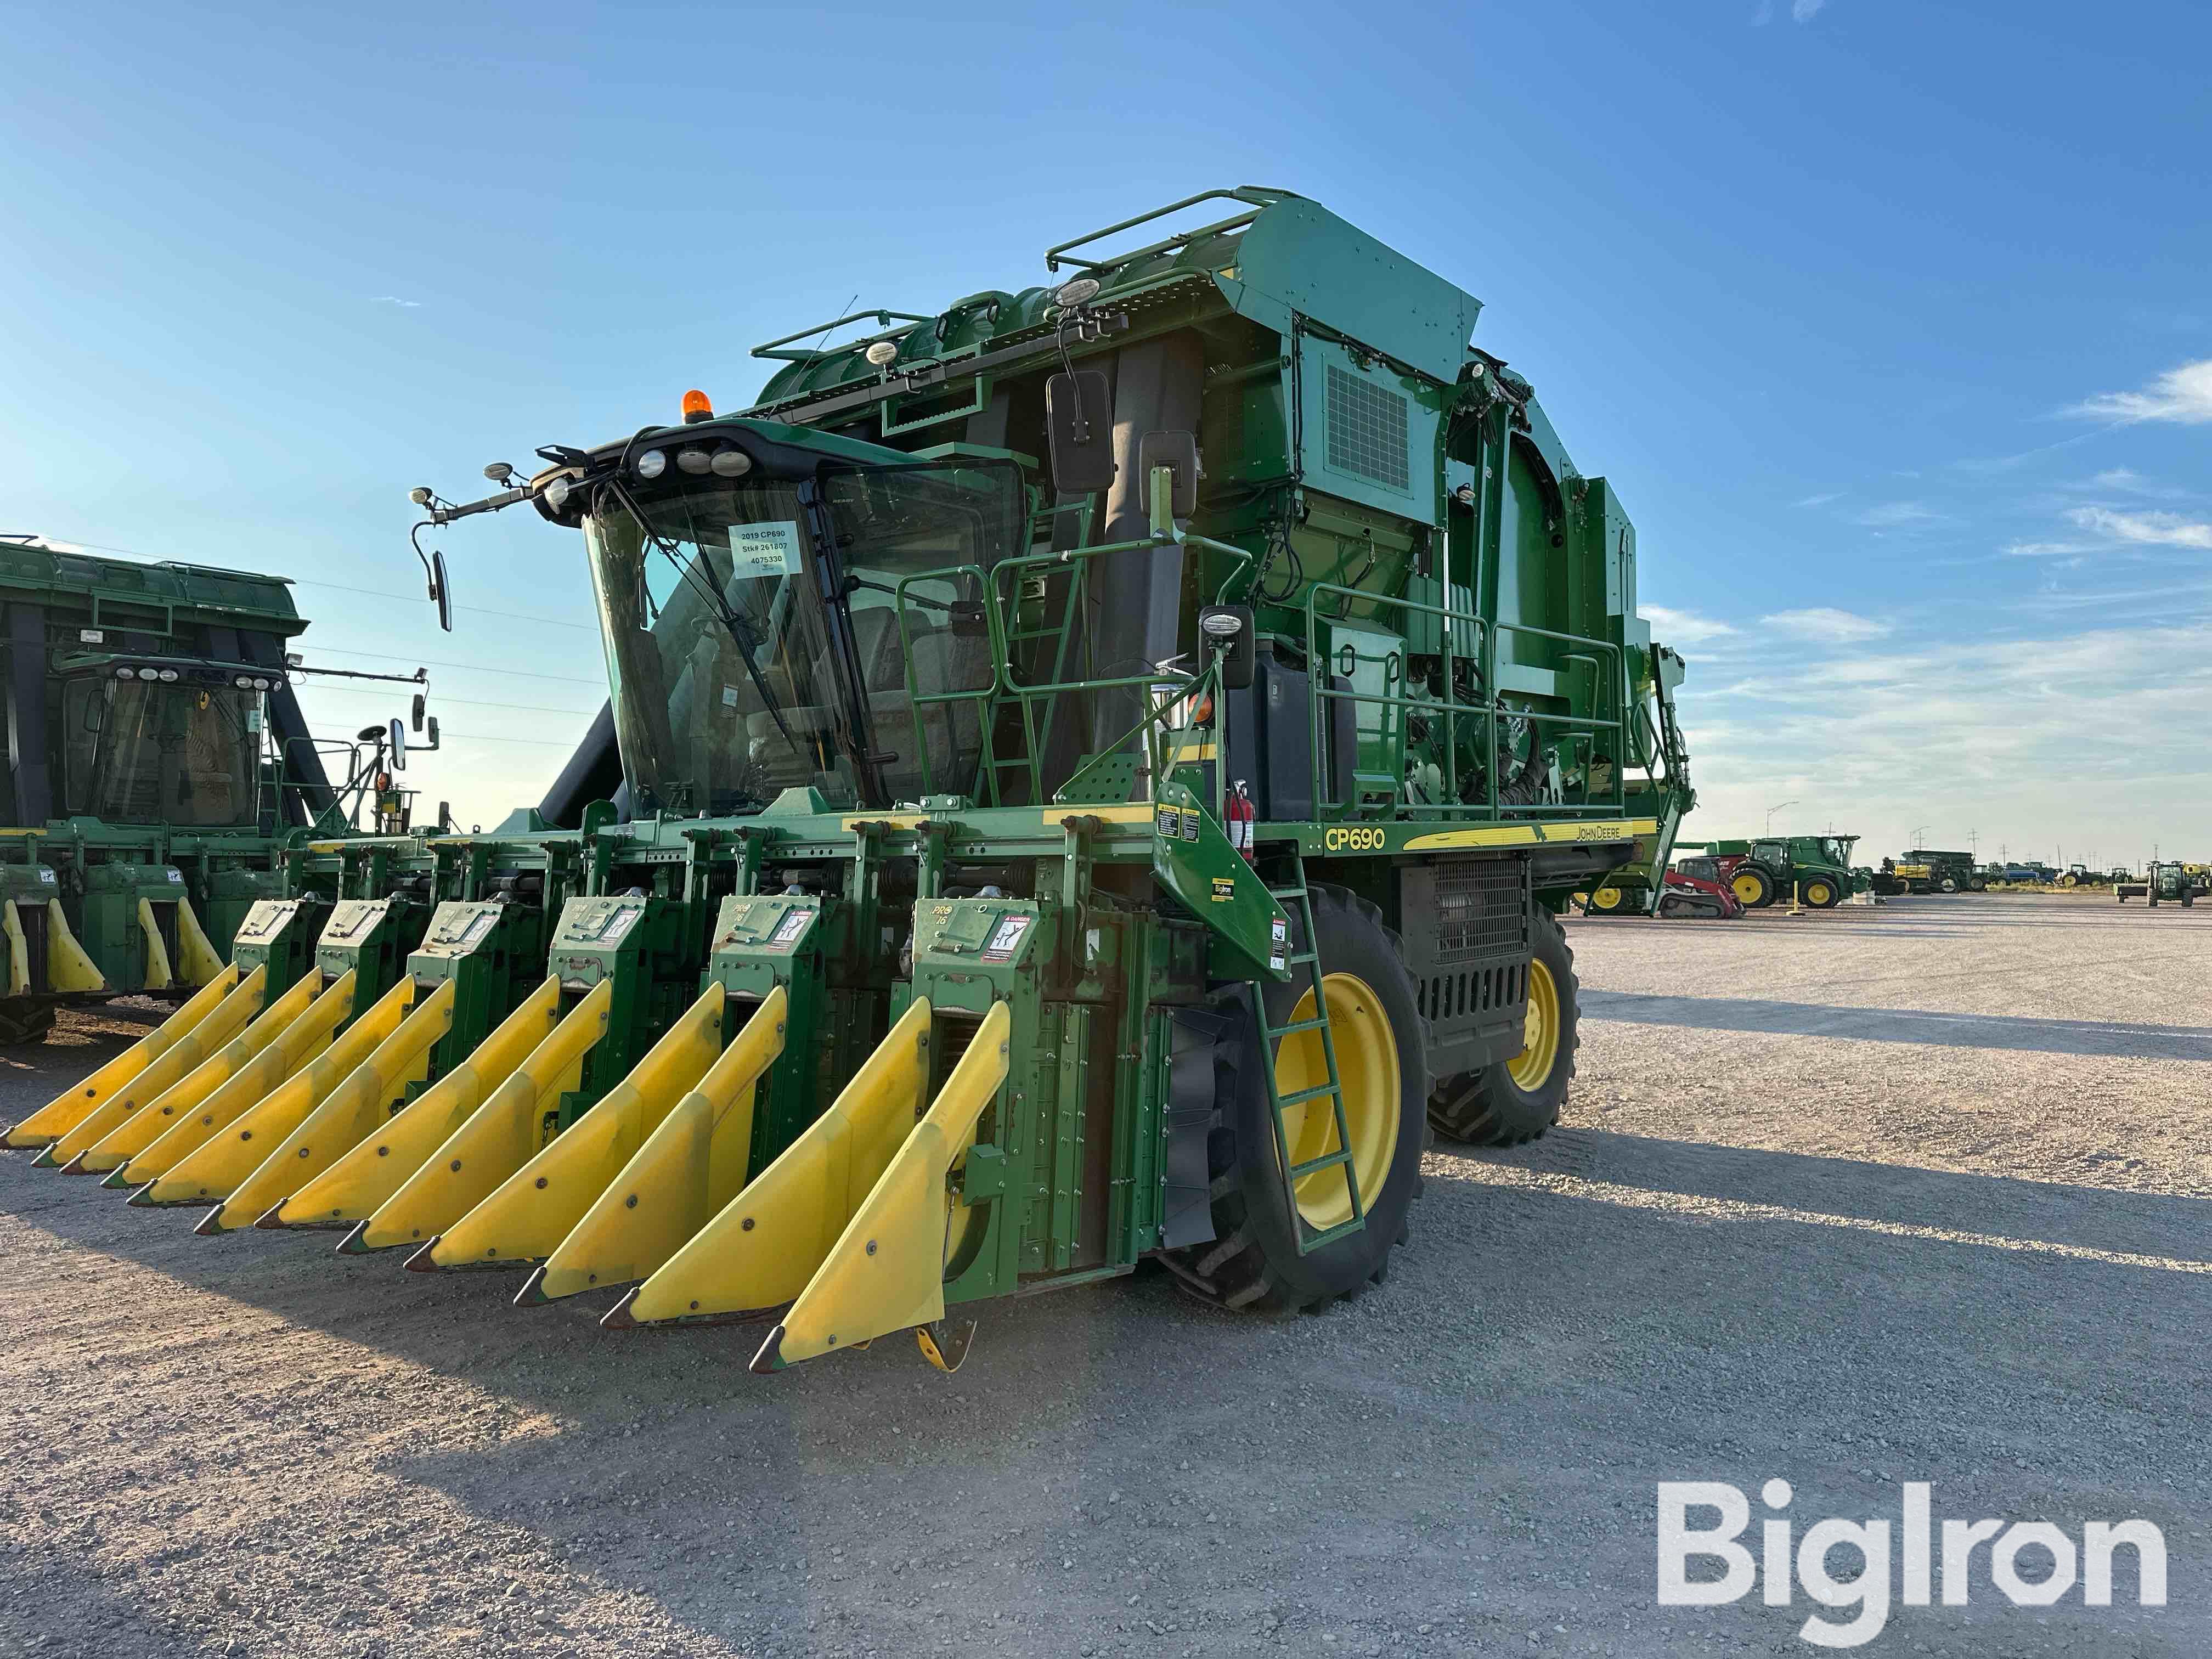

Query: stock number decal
1324,826,1388,852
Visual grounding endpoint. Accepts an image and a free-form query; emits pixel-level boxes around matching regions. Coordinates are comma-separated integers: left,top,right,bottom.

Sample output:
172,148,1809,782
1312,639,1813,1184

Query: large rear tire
1803,875,1842,909
1165,885,1429,1314
1587,884,1628,915
1426,907,1578,1147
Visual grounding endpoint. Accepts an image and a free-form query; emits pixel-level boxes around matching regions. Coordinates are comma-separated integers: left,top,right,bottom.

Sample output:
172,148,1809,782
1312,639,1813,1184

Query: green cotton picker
5,189,1696,1375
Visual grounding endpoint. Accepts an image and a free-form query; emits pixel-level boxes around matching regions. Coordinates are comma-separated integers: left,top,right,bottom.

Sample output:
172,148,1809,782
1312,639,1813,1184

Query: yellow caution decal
44,901,105,994
3,966,240,1149
361,979,612,1256
136,972,387,1206
430,984,726,1272
753,1001,1009,1371
103,970,347,1182
285,978,565,1236
218,979,458,1232
52,966,289,1171
527,986,786,1305
613,997,933,1328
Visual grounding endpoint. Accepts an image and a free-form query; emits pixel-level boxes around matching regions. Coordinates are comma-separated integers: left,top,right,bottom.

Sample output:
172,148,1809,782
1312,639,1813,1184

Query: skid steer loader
7,189,1696,1373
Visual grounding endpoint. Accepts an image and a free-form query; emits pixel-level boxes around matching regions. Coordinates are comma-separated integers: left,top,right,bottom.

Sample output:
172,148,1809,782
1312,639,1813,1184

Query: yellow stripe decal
1402,817,1657,853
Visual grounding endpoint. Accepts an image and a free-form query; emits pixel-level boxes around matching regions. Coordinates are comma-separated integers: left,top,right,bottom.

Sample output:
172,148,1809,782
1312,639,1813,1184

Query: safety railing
1043,187,1291,274
893,467,1253,809
1301,588,1629,821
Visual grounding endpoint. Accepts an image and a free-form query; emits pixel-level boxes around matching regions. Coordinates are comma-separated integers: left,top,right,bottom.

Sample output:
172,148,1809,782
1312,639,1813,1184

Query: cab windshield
60,677,261,827
582,459,1024,816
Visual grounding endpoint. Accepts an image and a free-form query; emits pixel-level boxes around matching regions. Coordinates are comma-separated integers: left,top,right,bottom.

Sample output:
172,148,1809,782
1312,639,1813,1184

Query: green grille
1325,364,1409,492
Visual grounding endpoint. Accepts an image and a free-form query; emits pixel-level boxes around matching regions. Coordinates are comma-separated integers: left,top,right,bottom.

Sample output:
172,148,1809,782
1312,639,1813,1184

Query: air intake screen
1324,364,1410,493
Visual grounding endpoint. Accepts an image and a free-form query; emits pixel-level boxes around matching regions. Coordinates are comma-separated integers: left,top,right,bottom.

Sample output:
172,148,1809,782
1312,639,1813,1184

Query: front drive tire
1731,866,1774,909
1165,885,1429,1314
1426,907,1579,1148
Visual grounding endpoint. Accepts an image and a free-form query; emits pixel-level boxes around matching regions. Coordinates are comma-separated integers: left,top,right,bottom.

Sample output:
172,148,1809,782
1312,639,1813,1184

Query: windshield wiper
602,475,805,762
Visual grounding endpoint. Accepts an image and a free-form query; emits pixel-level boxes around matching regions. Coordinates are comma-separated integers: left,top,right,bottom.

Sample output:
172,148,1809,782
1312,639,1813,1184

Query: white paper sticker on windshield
731,521,802,578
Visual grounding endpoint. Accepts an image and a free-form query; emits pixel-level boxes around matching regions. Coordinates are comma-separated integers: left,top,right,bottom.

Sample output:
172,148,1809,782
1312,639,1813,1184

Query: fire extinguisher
1226,780,1256,862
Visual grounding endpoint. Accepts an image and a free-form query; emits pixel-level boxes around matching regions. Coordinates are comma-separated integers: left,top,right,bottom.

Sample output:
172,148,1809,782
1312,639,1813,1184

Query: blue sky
3,1,2206,865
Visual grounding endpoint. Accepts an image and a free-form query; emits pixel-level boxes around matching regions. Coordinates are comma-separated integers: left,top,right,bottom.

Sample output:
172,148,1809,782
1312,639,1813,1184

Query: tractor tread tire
1426,908,1579,1147
1165,885,1428,1318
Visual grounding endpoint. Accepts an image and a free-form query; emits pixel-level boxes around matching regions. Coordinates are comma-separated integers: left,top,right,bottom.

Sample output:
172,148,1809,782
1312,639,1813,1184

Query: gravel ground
1,893,2205,1658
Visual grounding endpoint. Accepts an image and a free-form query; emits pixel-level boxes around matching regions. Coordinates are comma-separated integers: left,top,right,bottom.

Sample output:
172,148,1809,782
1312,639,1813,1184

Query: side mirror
1045,370,1116,494
388,717,407,772
411,692,426,732
426,715,441,751
431,548,454,633
1138,430,1201,518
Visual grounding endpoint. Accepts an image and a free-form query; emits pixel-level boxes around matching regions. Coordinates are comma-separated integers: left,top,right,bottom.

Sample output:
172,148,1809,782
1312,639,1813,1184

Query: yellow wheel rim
1592,887,1622,911
1274,973,1400,1232
1507,958,1560,1091
1731,872,1763,904
1806,880,1833,905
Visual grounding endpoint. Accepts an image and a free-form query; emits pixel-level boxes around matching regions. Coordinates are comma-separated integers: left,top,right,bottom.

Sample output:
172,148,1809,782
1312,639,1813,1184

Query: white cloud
1641,605,1738,646
2065,506,2212,551
2069,359,2212,425
1758,607,1891,644
1793,491,1842,507
1852,500,1941,528
2002,539,2100,557
1750,0,1774,21
371,295,424,308
1792,0,1827,18
1673,620,2212,865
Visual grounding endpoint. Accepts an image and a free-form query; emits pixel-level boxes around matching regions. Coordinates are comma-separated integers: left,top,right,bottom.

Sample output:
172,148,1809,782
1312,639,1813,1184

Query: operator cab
53,654,281,829
536,419,1023,817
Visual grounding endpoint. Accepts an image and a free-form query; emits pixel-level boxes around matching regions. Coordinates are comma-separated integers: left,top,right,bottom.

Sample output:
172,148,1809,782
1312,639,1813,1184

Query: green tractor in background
2118,862,2203,906
1678,834,1858,910
0,537,424,1042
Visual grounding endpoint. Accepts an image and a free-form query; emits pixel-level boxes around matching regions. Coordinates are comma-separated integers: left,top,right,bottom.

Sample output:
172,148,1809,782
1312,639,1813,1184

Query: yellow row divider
755,1001,1010,1372
48,966,288,1172
366,978,613,1259
300,978,567,1240
3,965,240,1149
148,975,420,1216
608,997,934,1329
214,978,460,1233
102,970,348,1183
428,983,729,1273
525,985,787,1306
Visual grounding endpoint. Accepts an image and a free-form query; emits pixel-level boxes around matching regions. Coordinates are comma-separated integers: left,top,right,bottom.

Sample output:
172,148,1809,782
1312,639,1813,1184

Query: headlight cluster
634,443,751,482
114,667,182,682
232,675,280,691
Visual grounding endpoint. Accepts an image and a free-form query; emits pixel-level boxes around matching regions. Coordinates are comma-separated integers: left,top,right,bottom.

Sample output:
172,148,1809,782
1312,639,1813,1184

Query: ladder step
1267,884,1310,901
1284,950,1318,967
1278,1081,1341,1108
1297,1215,1367,1250
1267,1016,1330,1039
1289,1148,1354,1178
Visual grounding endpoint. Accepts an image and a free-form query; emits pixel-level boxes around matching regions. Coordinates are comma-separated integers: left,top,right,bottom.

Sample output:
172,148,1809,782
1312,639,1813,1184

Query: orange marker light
681,388,714,424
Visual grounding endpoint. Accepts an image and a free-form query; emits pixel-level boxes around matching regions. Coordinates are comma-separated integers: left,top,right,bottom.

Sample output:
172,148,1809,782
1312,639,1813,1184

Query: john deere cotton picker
5,189,1695,1373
